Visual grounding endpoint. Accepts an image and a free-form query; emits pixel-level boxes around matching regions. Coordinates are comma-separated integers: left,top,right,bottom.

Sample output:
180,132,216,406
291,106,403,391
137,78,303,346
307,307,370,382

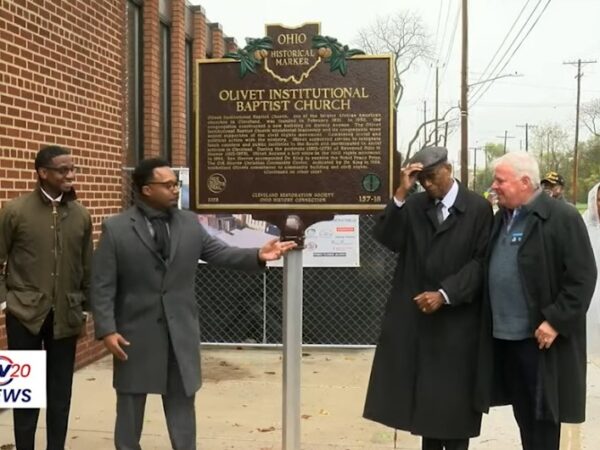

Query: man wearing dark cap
541,171,567,201
364,147,493,450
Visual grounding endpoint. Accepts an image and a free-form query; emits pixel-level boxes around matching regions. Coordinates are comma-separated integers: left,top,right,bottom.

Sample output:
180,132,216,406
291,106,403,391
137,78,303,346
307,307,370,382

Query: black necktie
150,217,170,260
436,201,445,225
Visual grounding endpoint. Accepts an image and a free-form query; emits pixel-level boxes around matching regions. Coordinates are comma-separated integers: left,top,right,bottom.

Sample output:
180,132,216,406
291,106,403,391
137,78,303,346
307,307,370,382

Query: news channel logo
0,351,46,408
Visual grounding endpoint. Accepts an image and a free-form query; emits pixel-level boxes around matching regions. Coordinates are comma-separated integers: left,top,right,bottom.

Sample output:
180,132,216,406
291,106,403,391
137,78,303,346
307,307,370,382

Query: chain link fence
122,168,396,346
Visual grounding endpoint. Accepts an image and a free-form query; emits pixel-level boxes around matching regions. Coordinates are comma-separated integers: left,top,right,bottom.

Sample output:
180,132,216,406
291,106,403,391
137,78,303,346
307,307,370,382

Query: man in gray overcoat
363,147,493,450
90,158,296,450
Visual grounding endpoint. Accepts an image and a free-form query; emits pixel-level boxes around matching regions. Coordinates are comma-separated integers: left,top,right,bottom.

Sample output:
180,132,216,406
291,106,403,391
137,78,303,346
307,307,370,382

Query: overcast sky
193,0,600,165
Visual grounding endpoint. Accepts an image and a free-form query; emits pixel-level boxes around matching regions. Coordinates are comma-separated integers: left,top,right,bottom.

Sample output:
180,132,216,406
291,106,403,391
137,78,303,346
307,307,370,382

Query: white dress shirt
40,187,63,204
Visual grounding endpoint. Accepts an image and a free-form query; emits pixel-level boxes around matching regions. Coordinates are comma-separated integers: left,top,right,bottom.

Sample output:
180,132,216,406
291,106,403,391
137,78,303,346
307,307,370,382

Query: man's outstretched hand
258,238,298,261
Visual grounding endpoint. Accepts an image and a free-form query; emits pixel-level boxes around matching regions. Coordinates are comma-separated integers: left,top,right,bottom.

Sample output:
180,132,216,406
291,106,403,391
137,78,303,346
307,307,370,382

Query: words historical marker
192,23,395,218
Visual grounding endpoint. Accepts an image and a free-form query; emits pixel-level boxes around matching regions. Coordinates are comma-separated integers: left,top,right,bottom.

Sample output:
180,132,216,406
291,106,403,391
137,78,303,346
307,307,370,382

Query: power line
422,0,444,99
437,0,453,58
486,79,600,93
469,0,533,94
439,1,461,85
469,0,544,103
433,0,443,48
470,0,552,107
470,0,552,108
469,0,542,102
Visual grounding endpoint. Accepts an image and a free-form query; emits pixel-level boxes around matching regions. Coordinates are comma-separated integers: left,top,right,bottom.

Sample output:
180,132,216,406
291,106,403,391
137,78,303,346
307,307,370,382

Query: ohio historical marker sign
192,23,395,214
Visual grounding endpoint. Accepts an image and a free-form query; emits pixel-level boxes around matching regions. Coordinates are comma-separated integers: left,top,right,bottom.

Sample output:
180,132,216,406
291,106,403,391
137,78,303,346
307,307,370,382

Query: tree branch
406,107,459,159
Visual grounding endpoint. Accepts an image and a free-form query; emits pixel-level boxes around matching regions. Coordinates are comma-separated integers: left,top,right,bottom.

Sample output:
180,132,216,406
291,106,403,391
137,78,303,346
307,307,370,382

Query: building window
159,22,171,163
126,0,143,166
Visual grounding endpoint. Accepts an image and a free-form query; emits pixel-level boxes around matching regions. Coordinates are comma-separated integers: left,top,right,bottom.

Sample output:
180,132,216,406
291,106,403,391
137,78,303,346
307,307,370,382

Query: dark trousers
496,338,561,450
6,311,77,450
422,437,469,450
114,345,196,450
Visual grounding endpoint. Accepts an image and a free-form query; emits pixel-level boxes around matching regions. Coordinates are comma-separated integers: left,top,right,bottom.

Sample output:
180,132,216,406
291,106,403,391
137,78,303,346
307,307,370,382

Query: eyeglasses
417,169,439,185
43,166,78,175
146,180,182,190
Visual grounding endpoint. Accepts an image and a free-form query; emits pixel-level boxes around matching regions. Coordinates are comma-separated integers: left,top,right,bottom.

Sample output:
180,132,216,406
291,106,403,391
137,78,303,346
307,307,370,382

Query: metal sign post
282,248,303,450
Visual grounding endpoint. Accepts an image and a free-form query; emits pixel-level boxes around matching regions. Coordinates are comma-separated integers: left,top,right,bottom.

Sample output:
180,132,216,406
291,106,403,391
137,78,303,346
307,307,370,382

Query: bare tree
531,123,571,173
582,98,600,137
355,11,432,109
354,12,457,160
407,107,459,157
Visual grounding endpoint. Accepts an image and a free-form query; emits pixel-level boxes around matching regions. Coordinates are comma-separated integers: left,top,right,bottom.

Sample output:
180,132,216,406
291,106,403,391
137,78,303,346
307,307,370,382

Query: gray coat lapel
129,207,163,262
167,211,182,265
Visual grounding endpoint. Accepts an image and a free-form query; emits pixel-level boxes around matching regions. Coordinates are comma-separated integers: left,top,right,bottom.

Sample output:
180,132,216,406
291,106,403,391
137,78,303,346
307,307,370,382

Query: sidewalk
1,348,599,449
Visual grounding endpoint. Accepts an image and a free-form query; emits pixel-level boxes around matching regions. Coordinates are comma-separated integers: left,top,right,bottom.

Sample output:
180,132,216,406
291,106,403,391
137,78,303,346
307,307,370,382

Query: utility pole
540,130,551,169
496,130,515,153
470,146,481,191
435,66,439,145
443,122,449,147
423,100,428,145
516,123,537,152
564,59,597,203
460,0,468,185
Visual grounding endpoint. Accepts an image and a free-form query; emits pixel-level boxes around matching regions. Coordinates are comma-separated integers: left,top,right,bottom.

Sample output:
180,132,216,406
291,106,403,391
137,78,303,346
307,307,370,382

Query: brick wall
1,0,232,366
170,0,186,166
0,0,124,361
74,315,109,370
224,36,237,54
142,0,160,157
0,0,124,213
192,6,207,62
210,22,225,58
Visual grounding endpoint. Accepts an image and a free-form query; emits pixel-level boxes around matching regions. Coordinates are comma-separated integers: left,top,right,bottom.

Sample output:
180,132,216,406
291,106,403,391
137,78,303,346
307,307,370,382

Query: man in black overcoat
364,147,493,450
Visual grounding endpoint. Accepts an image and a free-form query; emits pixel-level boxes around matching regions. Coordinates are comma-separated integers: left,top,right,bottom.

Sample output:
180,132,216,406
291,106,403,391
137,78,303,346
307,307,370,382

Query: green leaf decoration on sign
312,35,365,76
224,37,274,78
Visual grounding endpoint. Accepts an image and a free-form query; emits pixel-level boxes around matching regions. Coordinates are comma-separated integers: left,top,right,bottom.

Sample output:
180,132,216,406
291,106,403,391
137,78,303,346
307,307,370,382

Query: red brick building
0,0,235,367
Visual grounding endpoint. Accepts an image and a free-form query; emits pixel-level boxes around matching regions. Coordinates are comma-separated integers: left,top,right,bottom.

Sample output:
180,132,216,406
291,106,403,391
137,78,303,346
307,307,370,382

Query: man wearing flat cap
364,147,493,450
